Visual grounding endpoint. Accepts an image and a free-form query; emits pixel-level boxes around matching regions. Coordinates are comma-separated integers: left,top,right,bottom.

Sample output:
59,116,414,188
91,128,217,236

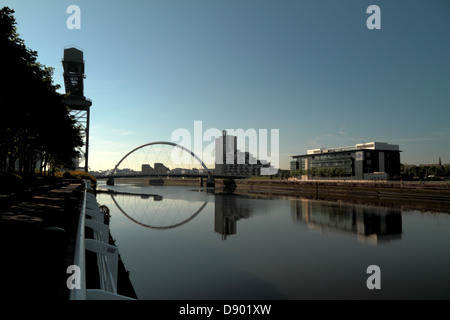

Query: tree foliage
402,164,450,180
0,7,82,175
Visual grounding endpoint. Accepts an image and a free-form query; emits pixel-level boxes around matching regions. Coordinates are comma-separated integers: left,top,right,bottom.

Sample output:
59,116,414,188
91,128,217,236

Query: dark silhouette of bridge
96,172,246,189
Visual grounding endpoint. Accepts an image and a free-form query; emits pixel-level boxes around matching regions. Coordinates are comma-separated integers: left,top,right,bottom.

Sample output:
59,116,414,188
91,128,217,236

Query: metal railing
70,180,135,300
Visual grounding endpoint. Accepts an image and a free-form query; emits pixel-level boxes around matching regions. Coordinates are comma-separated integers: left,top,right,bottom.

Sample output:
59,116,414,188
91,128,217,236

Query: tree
0,7,82,175
444,165,450,177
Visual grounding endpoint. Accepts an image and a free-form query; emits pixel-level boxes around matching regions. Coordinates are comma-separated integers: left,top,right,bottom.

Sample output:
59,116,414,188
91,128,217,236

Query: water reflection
291,199,402,245
140,194,163,201
105,189,254,240
97,184,450,299
214,195,252,240
107,190,208,229
102,187,403,245
104,189,259,240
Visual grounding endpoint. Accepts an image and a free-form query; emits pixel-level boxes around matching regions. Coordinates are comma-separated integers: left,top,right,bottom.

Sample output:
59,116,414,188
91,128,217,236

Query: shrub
56,170,97,184
0,171,23,194
63,171,72,179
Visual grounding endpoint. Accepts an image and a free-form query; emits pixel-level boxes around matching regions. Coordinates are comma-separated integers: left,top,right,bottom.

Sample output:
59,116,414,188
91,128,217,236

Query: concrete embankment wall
216,179,450,213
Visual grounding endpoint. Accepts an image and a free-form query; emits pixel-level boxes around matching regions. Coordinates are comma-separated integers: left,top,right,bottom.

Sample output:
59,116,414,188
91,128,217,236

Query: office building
291,142,401,180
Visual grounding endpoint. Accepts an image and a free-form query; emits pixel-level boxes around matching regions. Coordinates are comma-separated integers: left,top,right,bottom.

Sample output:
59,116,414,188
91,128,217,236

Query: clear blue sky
4,0,450,170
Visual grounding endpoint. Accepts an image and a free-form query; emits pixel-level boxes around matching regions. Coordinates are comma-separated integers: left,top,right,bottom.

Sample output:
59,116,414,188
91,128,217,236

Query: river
96,181,450,300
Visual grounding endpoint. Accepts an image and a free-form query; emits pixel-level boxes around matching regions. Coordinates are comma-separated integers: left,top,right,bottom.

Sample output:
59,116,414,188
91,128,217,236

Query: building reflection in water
214,195,252,240
291,199,402,245
140,194,163,201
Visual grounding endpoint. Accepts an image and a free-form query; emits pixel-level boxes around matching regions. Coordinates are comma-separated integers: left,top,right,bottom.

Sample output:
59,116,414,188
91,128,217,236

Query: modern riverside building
291,142,401,180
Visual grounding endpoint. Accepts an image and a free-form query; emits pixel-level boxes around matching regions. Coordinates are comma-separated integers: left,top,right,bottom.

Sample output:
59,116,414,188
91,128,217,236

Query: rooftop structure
306,142,400,155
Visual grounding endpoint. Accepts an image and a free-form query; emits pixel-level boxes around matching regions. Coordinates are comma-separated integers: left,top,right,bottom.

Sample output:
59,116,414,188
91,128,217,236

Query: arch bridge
102,141,246,188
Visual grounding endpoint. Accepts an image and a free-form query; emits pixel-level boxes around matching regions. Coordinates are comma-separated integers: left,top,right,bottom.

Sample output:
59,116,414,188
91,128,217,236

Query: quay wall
216,179,450,213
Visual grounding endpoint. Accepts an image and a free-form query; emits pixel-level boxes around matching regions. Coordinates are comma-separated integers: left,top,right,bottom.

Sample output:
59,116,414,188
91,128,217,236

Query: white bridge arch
106,141,214,186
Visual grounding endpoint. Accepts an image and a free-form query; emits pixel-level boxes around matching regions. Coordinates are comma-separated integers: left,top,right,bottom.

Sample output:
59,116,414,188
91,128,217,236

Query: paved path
0,183,83,300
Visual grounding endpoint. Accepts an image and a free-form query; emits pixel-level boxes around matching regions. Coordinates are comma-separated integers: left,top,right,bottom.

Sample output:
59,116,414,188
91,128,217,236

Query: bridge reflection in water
101,188,401,245
99,189,208,230
290,199,402,245
101,189,252,239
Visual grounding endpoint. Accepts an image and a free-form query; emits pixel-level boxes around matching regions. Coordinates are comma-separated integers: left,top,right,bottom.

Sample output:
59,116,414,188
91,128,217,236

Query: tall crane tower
62,47,92,172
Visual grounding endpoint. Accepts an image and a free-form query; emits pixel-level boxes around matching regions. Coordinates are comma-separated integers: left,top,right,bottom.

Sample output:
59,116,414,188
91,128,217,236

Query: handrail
69,187,87,300
90,213,118,294
69,180,135,300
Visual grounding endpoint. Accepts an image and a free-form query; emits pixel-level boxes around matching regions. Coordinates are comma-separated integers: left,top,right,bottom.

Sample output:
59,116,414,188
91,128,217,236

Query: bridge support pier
107,177,115,186
223,179,236,192
206,177,215,188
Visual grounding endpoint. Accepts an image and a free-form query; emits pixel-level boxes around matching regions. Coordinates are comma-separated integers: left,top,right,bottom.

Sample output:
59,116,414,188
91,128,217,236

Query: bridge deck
95,174,248,179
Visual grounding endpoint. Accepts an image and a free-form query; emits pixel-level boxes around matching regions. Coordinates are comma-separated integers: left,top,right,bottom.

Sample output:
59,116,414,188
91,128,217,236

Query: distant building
142,163,170,175
115,168,137,175
154,163,170,175
142,164,153,174
291,142,401,180
171,168,184,175
214,130,272,177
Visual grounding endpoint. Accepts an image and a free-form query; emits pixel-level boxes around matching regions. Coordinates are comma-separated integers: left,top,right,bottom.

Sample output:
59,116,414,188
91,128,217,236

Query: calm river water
96,181,450,300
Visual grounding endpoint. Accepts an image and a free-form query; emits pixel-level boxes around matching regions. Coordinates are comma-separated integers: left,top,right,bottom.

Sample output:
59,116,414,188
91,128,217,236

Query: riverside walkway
0,181,136,300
